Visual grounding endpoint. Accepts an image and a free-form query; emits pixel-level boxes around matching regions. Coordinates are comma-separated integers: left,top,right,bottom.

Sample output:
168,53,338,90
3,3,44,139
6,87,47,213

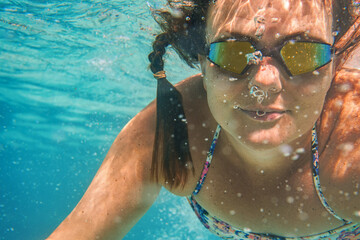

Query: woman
48,0,360,239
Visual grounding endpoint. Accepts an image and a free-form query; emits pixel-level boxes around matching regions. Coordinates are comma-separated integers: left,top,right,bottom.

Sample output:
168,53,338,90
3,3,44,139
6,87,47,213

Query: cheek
291,65,332,100
204,64,233,97
291,74,332,123
205,81,233,112
203,66,243,123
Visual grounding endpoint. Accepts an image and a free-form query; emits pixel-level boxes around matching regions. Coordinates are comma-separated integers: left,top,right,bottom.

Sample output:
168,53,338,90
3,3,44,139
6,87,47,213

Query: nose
248,57,282,94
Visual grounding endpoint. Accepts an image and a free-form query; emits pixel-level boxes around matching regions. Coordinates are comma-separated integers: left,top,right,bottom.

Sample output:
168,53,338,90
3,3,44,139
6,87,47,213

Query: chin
246,129,292,149
234,120,298,150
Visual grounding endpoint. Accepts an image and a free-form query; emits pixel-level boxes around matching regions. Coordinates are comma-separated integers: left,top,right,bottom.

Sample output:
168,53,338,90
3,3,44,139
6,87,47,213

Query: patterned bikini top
186,125,360,239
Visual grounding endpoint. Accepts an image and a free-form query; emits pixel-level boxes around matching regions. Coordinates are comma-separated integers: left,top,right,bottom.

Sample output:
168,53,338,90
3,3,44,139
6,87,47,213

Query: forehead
207,0,333,44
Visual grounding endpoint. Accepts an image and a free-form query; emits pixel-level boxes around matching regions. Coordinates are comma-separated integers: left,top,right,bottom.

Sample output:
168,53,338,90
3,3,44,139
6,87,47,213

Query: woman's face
201,0,334,149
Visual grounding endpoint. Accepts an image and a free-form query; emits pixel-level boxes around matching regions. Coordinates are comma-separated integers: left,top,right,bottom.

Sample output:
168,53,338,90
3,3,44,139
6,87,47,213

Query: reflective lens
208,41,254,74
280,41,332,75
208,40,332,76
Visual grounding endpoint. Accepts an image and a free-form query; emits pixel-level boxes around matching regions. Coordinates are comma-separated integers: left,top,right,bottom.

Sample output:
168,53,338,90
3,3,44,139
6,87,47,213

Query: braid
148,33,169,74
149,32,194,189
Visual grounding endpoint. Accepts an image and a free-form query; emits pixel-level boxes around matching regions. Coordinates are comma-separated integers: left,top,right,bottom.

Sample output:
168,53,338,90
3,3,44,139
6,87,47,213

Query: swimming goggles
207,37,333,76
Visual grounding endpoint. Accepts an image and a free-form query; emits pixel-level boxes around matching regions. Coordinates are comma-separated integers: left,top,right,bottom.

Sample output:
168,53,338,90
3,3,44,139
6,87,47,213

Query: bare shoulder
114,74,211,196
110,99,156,162
318,68,360,222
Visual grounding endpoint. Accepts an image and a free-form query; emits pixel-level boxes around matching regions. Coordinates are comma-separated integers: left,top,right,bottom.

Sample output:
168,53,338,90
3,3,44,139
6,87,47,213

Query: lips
240,108,287,121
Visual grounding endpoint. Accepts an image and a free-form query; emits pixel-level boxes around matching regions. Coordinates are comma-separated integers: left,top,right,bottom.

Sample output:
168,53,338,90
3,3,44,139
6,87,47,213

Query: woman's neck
222,128,313,179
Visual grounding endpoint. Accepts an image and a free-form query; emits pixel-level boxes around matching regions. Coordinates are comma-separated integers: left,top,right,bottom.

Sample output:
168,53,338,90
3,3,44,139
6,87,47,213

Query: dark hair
148,0,360,189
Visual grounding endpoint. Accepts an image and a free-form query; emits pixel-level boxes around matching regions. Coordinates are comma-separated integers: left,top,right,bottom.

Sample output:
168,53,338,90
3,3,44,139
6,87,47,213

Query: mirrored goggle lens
208,41,254,74
280,41,332,76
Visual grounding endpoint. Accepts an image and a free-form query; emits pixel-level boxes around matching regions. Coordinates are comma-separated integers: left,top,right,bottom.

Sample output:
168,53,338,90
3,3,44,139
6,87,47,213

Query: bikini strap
192,125,221,196
311,124,351,223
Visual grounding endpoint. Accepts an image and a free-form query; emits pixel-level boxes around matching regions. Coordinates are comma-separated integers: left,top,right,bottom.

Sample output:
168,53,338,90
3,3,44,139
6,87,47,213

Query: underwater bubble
338,142,354,153
335,99,344,108
332,31,339,36
295,148,305,154
237,193,242,197
204,138,208,141
295,106,300,110
229,77,238,81
354,210,360,217
286,196,295,203
291,154,299,161
223,99,227,103
246,51,263,65
229,210,236,215
185,16,190,21
280,144,293,157
243,227,252,232
338,83,352,92
312,70,320,75
285,185,291,191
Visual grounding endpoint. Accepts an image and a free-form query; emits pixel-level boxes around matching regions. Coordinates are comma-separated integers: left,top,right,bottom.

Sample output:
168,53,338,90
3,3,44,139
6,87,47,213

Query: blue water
0,1,219,239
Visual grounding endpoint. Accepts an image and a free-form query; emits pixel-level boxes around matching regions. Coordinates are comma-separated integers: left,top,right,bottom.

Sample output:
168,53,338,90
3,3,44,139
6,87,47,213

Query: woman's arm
47,103,161,239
